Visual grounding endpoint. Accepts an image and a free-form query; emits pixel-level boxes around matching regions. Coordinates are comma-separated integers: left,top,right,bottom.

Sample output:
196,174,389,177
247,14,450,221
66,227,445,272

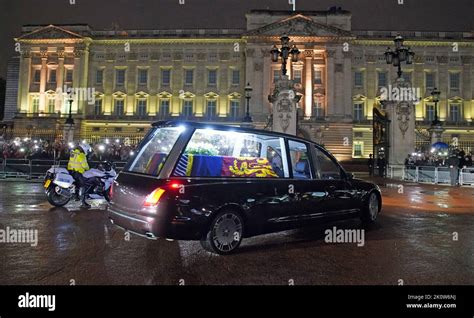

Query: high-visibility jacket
67,149,89,174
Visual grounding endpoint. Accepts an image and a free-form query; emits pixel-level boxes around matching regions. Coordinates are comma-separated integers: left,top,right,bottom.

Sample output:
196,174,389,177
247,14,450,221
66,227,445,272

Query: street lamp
431,87,441,126
243,83,253,122
384,34,415,78
270,34,300,76
65,98,74,125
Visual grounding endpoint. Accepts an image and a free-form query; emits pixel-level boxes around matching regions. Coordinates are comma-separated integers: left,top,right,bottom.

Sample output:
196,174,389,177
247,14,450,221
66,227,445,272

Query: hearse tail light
170,182,181,189
109,182,114,199
144,188,166,207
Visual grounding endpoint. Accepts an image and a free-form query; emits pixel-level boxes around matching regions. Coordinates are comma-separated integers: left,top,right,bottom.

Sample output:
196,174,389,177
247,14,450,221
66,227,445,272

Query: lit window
114,99,124,116
425,104,435,121
206,100,217,119
313,98,324,118
32,98,39,113
137,100,147,117
183,100,193,118
230,100,240,119
159,99,170,117
449,103,460,122
94,99,102,116
48,98,55,113
314,70,323,85
353,142,364,157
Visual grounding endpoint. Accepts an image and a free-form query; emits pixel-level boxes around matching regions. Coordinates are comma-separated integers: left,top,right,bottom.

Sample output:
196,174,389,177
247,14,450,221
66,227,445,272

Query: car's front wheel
361,192,380,224
200,210,244,255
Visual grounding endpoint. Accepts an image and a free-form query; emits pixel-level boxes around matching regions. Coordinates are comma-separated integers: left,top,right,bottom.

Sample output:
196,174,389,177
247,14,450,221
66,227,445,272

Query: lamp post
270,34,300,77
243,82,253,122
65,98,74,125
431,87,441,126
384,34,415,78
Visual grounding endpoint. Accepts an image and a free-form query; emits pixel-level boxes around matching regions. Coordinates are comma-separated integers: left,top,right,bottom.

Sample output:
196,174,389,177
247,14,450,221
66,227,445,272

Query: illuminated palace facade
4,9,474,160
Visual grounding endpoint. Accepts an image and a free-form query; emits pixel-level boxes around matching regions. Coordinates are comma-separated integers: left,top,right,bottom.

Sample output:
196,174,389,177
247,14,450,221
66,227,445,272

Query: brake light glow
109,182,114,199
170,182,181,189
144,188,166,207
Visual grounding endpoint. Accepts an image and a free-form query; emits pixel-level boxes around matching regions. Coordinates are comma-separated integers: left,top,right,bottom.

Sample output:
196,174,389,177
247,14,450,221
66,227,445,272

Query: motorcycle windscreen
125,127,184,177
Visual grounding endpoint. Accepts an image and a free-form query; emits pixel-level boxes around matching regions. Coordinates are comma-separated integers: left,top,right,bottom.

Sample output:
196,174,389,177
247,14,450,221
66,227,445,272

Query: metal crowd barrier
0,159,128,179
388,164,474,186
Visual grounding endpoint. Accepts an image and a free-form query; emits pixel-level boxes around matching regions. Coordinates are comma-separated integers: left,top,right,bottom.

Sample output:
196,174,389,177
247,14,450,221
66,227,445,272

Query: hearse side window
127,127,183,176
173,128,288,178
288,140,312,179
313,146,342,180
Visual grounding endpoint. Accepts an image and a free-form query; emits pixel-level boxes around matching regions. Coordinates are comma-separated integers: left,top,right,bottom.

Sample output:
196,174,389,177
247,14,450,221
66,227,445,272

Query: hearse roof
152,120,318,145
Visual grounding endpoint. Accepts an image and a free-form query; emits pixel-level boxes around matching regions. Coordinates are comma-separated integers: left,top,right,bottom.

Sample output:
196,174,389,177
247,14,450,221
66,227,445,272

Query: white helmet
79,142,92,154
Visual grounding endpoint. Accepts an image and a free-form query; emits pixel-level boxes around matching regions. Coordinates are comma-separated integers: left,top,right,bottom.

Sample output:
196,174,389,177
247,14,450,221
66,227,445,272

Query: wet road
0,179,473,285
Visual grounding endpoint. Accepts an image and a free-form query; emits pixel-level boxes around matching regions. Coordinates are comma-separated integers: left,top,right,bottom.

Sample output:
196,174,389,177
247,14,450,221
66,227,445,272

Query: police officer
67,142,92,207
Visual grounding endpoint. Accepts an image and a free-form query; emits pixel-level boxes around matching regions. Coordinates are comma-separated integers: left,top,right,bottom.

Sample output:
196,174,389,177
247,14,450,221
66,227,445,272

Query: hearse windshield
126,127,183,176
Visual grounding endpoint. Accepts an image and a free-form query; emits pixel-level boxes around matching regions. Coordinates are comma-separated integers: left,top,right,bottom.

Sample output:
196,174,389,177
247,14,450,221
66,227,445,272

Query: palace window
49,69,57,83
449,103,460,122
425,104,435,122
353,103,364,121
354,71,363,87
449,73,460,90
231,70,240,86
208,52,218,62
402,72,411,83
206,100,217,119
138,69,148,85
230,100,240,119
65,69,73,83
314,69,323,85
353,142,364,157
425,72,435,89
48,98,55,113
184,69,194,85
96,69,103,85
33,69,41,83
137,99,147,117
161,69,171,86
183,100,193,118
160,99,170,117
377,71,387,88
208,69,217,86
94,99,102,116
313,98,324,118
114,99,124,116
116,69,126,86
32,98,39,113
293,69,302,84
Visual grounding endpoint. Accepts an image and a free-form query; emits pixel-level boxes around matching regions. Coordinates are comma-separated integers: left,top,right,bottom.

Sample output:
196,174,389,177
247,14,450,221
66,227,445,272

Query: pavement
0,178,473,285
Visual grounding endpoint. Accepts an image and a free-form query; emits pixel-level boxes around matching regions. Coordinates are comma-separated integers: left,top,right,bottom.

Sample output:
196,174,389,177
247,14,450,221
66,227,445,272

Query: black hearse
108,121,381,254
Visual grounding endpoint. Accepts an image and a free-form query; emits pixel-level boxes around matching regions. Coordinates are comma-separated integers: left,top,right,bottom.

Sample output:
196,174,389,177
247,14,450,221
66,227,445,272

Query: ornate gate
373,106,390,168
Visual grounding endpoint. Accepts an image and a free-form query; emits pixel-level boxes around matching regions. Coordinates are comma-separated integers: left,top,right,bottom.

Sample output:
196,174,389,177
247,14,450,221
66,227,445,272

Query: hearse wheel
361,191,380,224
201,210,244,255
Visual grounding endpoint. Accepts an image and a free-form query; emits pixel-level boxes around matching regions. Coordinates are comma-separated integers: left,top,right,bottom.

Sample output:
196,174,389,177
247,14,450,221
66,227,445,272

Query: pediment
244,14,352,38
18,25,84,40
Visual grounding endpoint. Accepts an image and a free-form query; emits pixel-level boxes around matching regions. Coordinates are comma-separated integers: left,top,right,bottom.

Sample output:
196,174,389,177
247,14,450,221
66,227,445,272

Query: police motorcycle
44,160,117,208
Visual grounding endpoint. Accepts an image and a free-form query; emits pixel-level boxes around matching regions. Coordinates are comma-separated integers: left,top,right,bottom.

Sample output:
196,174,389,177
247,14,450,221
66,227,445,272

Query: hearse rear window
173,129,289,178
127,127,183,176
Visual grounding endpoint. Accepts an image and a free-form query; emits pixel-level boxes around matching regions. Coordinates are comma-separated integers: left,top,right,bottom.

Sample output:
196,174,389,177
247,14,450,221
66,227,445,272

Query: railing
387,164,474,186
0,159,128,179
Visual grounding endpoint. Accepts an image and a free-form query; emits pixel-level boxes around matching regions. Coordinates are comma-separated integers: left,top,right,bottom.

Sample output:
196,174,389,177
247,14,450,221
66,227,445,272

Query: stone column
18,50,32,114
56,49,65,113
39,49,48,113
304,51,313,118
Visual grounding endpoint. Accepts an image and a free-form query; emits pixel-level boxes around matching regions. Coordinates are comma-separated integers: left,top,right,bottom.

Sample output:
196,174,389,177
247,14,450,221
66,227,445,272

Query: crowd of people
404,149,473,168
0,136,138,163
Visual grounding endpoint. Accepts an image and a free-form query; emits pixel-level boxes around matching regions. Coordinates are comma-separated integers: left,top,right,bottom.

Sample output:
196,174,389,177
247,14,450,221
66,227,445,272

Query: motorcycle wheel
46,187,71,207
